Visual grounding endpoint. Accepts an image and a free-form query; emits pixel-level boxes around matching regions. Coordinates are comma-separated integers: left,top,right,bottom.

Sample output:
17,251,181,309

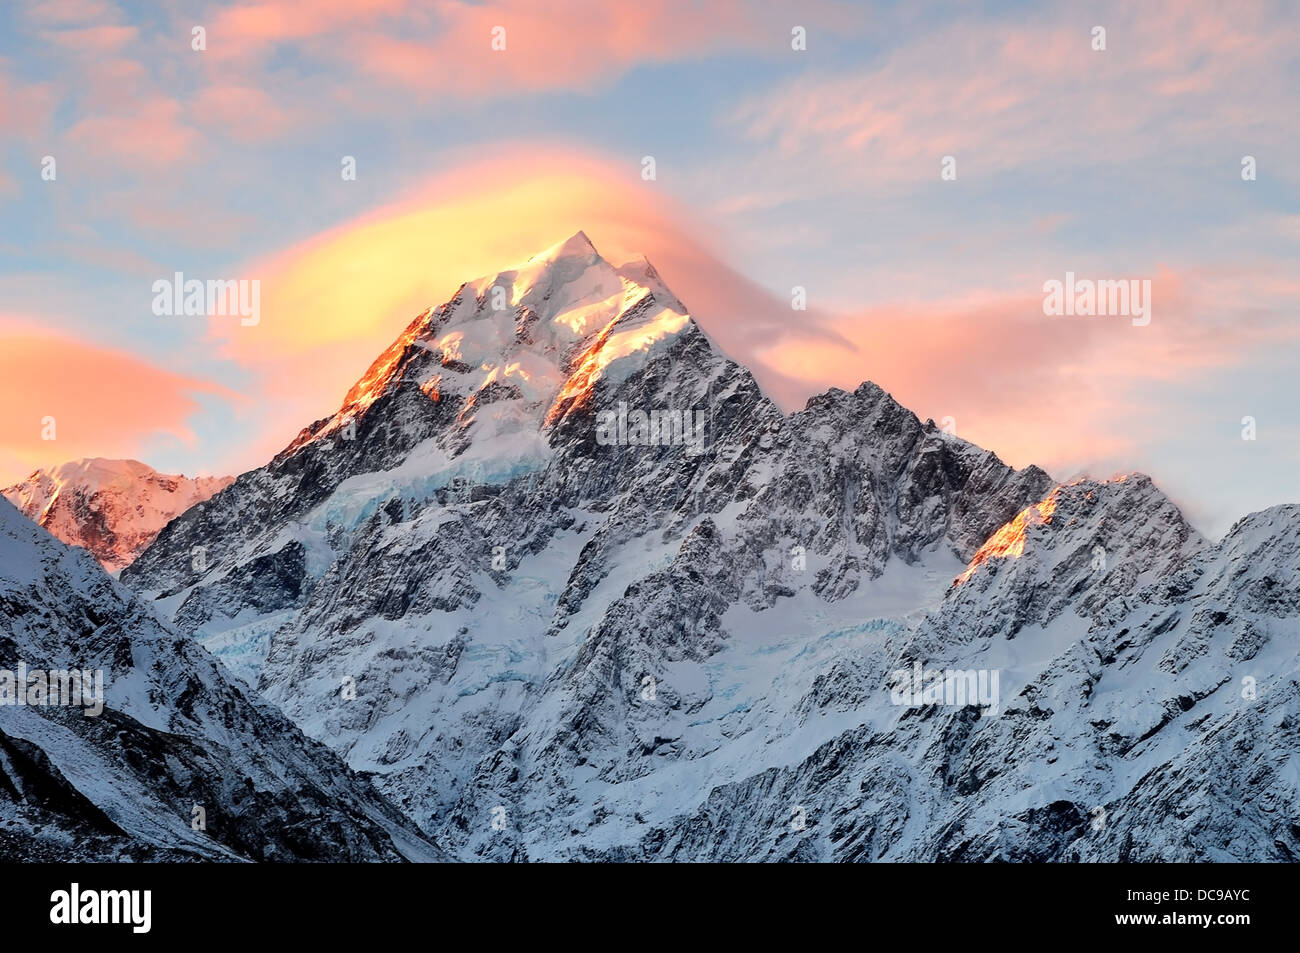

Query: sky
1,0,1297,538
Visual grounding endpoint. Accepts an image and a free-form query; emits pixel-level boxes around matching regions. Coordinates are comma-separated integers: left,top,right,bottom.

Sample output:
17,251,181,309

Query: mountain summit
283,230,694,464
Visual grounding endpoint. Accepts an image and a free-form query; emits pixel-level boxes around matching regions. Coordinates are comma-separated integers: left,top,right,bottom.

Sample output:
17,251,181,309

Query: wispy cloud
730,0,1300,199
203,0,863,97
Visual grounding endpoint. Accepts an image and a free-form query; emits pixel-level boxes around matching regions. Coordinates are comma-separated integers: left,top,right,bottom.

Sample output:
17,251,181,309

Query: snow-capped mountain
0,496,446,861
118,232,1299,861
632,481,1300,861
3,458,232,573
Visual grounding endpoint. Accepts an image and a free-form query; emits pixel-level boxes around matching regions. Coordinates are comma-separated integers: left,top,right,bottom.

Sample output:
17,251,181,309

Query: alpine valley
5,233,1297,861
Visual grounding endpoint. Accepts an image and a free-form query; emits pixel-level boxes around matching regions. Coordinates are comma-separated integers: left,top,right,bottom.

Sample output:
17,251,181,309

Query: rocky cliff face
614,486,1299,862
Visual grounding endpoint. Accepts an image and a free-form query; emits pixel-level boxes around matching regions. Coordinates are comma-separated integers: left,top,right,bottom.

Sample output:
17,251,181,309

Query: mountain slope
0,497,447,861
605,483,1300,861
3,458,232,573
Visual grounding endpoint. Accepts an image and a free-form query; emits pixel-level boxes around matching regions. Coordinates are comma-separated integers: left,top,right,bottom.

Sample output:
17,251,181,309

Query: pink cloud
205,0,409,48
22,0,122,25
191,84,298,142
64,96,197,167
755,263,1299,476
201,0,864,98
0,69,56,139
354,1,772,95
2,0,861,180
0,317,233,485
39,24,138,52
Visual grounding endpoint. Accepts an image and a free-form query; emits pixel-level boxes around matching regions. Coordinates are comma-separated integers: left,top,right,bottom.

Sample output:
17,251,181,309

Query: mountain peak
2,458,233,572
530,230,599,264
296,230,698,459
26,457,152,485
951,472,1203,590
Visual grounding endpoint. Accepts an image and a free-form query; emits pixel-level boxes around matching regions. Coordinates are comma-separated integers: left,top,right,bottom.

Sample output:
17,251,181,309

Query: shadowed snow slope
0,497,447,861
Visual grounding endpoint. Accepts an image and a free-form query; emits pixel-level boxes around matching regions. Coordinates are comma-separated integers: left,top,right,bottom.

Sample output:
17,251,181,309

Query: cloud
22,0,122,26
756,263,1300,477
730,0,1300,198
190,84,299,143
39,24,137,52
202,147,853,467
0,318,232,484
64,96,197,167
202,0,863,98
0,67,56,140
3,0,862,183
7,10,198,173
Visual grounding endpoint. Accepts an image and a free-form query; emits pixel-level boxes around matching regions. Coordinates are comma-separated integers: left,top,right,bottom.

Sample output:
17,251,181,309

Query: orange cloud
205,146,851,468
0,318,230,485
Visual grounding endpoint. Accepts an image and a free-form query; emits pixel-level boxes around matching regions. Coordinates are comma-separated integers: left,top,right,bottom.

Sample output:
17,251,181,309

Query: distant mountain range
3,233,1296,861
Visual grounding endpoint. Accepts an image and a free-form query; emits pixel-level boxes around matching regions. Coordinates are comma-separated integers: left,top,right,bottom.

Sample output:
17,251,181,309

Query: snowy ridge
628,492,1299,861
3,458,232,573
